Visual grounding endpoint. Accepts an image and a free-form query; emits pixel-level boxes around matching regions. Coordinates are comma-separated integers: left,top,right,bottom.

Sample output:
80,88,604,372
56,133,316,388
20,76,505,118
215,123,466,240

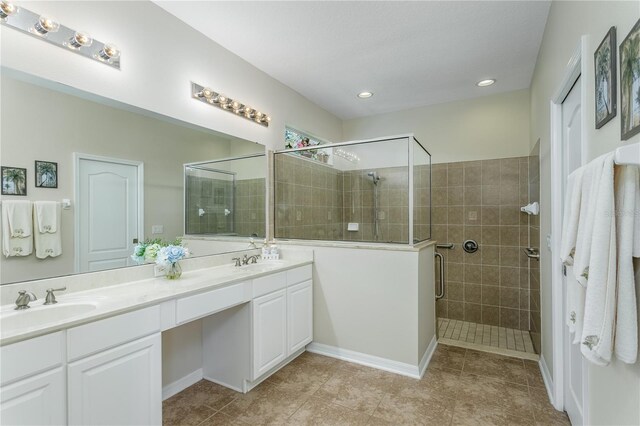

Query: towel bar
614,142,640,166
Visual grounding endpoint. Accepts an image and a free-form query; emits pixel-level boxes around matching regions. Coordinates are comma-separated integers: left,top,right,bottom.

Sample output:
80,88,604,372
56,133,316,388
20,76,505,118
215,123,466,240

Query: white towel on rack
33,201,62,259
580,153,617,365
5,200,32,238
614,164,640,364
561,167,584,265
573,154,608,287
35,201,58,233
2,201,33,257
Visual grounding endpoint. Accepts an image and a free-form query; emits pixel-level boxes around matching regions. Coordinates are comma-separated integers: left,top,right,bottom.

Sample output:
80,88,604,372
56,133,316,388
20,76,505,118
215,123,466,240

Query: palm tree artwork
620,20,640,139
595,40,611,121
1,167,27,195
36,161,57,188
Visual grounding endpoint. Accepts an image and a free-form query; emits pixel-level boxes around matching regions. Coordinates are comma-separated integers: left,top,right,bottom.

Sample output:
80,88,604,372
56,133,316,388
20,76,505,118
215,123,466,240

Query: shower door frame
273,134,432,246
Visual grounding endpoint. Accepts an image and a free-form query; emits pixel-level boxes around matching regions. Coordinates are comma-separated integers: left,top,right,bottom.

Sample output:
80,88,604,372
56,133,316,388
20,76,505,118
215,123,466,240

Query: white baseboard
306,342,424,379
539,355,555,404
203,375,244,393
418,336,438,378
162,368,203,401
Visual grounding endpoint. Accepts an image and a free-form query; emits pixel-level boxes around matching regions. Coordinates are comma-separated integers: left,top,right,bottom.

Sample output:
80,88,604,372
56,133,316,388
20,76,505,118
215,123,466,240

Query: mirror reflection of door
76,154,143,273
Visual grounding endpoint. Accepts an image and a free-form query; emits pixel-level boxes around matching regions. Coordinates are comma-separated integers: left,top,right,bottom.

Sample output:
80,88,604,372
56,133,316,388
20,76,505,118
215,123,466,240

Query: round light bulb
201,88,214,99
97,43,120,61
231,101,241,110
0,1,18,19
265,116,272,123
68,31,93,49
255,111,263,118
476,79,496,87
34,15,59,34
217,95,227,104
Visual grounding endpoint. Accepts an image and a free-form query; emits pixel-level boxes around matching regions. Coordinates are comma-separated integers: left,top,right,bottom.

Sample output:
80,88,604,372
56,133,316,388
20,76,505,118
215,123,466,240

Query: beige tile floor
438,318,538,358
163,345,570,425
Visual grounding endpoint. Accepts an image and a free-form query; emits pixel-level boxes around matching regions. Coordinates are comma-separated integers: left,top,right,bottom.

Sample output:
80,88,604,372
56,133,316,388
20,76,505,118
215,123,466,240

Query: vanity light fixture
0,1,18,20
357,91,374,99
192,82,271,127
476,79,496,87
0,3,121,69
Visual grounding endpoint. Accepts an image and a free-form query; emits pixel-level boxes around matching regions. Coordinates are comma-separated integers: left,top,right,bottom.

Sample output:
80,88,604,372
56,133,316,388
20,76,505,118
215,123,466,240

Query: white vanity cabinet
66,306,162,426
0,332,66,426
287,279,313,354
252,288,288,378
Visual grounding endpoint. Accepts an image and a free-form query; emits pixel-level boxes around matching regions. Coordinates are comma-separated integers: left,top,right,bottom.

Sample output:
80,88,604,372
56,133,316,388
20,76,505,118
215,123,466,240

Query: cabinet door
287,280,313,355
252,289,287,379
68,333,161,426
0,367,66,425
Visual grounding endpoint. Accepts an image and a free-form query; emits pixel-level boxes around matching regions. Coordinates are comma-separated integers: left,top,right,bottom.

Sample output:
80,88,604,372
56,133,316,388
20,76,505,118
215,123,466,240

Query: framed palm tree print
35,161,58,188
1,166,27,195
620,19,640,140
595,27,616,129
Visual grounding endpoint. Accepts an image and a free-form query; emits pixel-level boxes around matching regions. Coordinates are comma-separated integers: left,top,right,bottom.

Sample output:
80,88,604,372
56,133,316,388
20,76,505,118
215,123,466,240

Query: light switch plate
152,225,164,234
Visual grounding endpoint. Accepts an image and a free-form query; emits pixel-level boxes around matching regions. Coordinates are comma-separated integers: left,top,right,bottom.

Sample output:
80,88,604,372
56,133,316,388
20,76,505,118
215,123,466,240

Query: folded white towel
2,201,33,257
581,153,616,365
33,202,62,259
614,164,639,364
573,154,608,287
35,201,58,233
5,200,32,238
560,167,584,265
566,264,586,343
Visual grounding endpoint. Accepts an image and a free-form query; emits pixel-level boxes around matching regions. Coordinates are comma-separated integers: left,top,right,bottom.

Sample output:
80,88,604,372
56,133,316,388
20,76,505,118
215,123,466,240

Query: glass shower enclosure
273,135,431,245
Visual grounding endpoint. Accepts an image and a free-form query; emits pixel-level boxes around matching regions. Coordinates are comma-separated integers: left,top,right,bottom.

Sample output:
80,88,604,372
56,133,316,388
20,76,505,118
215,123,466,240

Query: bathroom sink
0,302,98,333
241,261,287,273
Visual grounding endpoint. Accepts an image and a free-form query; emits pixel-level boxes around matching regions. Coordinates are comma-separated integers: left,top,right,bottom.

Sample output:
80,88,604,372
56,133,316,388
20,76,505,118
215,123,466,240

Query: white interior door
77,156,142,273
561,76,586,425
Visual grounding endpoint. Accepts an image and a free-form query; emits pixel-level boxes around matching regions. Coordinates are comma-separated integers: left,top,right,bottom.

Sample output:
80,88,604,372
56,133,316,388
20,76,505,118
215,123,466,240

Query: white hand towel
2,201,33,257
5,200,32,238
566,264,586,343
33,202,62,259
614,164,639,364
560,167,585,265
35,201,58,233
580,153,616,365
573,154,608,287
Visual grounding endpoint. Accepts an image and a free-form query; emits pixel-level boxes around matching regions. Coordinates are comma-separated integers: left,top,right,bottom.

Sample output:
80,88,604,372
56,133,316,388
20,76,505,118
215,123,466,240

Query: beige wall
1,75,253,284
342,89,531,164
530,1,640,424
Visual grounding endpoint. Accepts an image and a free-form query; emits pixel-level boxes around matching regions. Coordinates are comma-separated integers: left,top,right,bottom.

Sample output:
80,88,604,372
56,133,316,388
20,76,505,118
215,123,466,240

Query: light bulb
67,31,93,49
0,1,17,19
255,111,263,118
265,116,272,123
231,101,241,110
243,106,252,116
98,43,120,61
198,87,214,99
217,95,227,104
33,16,60,35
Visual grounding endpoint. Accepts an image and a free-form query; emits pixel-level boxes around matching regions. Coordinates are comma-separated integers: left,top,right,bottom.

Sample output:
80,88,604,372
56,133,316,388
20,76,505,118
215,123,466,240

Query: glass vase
165,262,182,280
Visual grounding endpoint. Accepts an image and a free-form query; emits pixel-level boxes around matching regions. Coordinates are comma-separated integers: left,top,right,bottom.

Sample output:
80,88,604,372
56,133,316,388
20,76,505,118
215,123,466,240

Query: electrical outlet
152,225,164,234
468,210,478,221
377,210,386,220
154,264,165,277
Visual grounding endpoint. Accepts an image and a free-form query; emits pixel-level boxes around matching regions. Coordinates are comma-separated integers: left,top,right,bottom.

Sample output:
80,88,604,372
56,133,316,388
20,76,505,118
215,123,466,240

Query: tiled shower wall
528,143,541,352
433,157,532,330
235,178,266,237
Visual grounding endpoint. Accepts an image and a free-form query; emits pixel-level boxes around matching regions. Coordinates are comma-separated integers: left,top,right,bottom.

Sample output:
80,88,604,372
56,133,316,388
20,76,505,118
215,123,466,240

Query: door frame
549,36,589,421
73,152,145,273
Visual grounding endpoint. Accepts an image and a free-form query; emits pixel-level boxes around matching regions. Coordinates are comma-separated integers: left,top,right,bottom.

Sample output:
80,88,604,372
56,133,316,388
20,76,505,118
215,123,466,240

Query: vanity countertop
0,259,312,347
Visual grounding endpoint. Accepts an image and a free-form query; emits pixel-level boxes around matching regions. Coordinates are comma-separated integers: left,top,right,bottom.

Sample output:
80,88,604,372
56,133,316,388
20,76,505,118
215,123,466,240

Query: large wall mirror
0,69,266,285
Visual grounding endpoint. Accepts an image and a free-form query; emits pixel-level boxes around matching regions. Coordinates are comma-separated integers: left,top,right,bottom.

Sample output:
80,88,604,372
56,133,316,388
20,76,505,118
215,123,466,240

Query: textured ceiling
155,1,551,119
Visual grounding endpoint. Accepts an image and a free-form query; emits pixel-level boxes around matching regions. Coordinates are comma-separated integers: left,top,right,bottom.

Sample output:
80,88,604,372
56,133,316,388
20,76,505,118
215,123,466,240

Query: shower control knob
463,240,478,253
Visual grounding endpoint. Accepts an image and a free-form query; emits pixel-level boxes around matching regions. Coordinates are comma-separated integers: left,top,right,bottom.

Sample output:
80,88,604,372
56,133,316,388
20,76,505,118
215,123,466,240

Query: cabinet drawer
0,332,64,385
67,306,160,362
176,282,249,325
252,272,287,298
287,265,312,286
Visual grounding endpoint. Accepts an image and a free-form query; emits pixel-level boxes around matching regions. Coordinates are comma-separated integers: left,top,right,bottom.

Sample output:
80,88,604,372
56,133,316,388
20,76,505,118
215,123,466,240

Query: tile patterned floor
163,346,570,425
438,318,537,355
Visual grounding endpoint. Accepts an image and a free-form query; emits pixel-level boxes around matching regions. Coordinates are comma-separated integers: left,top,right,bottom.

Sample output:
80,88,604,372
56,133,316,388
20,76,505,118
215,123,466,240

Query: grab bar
435,252,445,299
436,243,454,249
523,247,540,261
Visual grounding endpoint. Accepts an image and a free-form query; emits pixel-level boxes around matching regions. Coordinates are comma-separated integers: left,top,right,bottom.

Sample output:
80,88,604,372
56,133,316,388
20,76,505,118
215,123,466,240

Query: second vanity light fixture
191,82,271,127
0,1,120,69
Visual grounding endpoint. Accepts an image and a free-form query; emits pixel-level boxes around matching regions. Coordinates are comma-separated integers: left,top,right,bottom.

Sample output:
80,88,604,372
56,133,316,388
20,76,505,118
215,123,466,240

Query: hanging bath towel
613,164,640,364
33,201,62,259
2,200,33,257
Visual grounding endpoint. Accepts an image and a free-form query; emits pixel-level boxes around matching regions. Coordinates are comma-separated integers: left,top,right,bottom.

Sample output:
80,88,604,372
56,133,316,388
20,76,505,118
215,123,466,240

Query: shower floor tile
437,318,539,360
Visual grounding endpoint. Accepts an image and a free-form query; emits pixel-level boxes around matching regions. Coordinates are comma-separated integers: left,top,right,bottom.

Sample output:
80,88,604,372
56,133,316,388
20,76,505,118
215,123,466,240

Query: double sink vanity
0,251,314,425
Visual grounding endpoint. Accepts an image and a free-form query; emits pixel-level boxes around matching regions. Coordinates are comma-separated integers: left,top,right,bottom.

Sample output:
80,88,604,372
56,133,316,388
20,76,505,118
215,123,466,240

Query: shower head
367,171,380,185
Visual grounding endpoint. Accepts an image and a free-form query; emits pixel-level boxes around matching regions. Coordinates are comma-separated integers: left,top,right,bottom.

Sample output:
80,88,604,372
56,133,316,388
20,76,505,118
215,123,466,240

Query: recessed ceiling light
357,91,373,99
476,79,496,87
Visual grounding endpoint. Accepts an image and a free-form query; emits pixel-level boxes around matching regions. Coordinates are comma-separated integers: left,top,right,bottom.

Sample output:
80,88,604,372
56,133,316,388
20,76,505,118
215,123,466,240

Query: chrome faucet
232,257,242,267
241,254,260,265
44,287,67,305
15,290,37,310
